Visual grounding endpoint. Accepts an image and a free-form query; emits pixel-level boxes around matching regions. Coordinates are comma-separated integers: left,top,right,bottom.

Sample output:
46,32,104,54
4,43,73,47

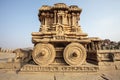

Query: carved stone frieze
20,65,99,72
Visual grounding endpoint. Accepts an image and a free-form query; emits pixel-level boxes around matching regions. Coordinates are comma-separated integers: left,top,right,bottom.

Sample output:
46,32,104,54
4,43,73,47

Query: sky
0,0,120,49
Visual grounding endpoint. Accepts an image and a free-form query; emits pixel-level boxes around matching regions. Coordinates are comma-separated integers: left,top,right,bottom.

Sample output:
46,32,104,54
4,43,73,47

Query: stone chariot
1,3,120,73
31,3,102,66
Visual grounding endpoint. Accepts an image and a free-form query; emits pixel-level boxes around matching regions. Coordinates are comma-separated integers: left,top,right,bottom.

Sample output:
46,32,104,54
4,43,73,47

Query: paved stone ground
0,70,120,80
0,52,120,80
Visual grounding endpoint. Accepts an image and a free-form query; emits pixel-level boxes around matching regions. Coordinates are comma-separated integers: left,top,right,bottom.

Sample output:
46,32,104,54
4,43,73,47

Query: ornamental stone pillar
57,15,60,24
63,11,68,25
72,13,76,26
45,17,47,26
98,42,101,50
76,13,80,26
91,42,95,50
68,14,71,26
54,10,57,24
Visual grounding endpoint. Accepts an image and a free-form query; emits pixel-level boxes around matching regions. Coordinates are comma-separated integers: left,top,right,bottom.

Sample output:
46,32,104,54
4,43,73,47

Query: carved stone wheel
32,43,56,66
63,43,86,66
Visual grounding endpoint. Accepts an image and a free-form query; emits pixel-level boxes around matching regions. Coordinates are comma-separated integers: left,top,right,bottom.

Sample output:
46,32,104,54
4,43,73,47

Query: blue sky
0,0,120,49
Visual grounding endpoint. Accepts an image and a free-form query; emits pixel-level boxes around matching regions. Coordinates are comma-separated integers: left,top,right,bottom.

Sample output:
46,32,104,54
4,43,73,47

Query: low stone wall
97,50,120,62
0,48,14,53
0,62,21,70
87,50,120,62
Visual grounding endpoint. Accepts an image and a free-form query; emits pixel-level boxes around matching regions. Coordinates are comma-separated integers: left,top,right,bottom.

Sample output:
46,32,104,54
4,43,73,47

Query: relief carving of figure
57,25,64,35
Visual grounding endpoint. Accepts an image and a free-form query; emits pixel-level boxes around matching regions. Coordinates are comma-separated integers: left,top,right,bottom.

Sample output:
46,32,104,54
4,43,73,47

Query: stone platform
0,69,120,80
0,52,120,80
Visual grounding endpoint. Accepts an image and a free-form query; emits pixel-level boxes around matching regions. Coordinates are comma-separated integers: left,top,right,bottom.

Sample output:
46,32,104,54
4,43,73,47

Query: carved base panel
87,50,120,65
97,50,120,62
20,64,99,72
